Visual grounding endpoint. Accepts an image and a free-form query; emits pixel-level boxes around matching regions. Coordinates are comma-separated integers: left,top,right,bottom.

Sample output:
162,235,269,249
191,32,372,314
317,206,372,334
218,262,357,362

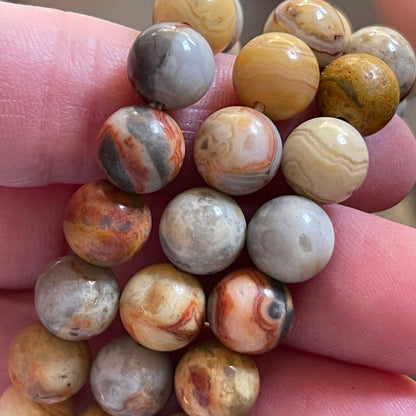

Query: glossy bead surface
175,340,260,416
159,188,246,275
63,180,152,267
207,267,294,354
247,195,335,283
282,117,369,204
316,53,400,136
345,25,416,99
35,255,120,340
120,263,205,351
80,403,112,416
152,0,237,54
127,22,215,110
233,32,320,120
98,106,185,194
194,106,282,195
90,336,173,416
263,0,346,67
8,322,90,404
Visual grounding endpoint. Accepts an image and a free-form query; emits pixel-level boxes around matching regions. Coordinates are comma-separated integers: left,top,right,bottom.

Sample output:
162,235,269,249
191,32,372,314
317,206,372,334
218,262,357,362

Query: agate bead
97,106,185,194
263,0,346,67
193,106,282,195
174,340,260,416
63,180,152,267
233,32,320,120
127,22,215,110
207,267,294,354
345,25,416,99
247,195,335,283
316,53,400,136
80,403,112,416
281,117,369,204
35,255,120,341
90,336,173,416
159,188,246,275
152,0,237,54
8,322,90,404
120,263,205,351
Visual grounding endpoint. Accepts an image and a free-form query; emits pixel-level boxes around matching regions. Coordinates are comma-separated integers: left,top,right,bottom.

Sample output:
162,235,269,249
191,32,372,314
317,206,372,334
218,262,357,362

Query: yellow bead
152,0,237,54
233,32,320,120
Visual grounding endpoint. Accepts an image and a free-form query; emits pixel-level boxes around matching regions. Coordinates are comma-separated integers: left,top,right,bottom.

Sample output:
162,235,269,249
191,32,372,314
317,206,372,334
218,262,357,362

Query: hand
1,1,416,415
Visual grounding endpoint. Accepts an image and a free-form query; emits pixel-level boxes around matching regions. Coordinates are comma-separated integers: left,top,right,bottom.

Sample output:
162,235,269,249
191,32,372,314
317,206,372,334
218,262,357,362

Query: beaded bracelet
3,0,416,415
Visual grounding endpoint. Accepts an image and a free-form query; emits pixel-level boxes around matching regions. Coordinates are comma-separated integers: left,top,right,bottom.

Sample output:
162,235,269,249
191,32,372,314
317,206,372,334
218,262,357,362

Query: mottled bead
316,53,400,136
80,403,111,416
152,0,237,55
97,106,185,194
174,340,260,416
7,322,90,404
120,263,205,351
247,195,335,283
263,0,346,67
90,336,173,416
233,32,320,120
345,25,416,99
282,117,369,204
0,385,74,416
63,180,152,267
193,106,282,195
207,267,294,354
35,255,120,341
127,22,215,110
159,188,246,275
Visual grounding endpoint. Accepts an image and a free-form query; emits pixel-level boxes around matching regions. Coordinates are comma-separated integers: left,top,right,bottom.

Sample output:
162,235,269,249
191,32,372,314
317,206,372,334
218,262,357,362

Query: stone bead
345,25,416,99
174,340,260,416
35,255,120,341
7,322,90,404
193,106,282,195
0,385,74,416
80,403,112,416
225,0,244,53
207,267,294,354
233,32,320,120
152,0,237,55
63,180,152,267
247,195,335,283
120,263,205,351
97,106,185,194
281,117,369,204
336,7,352,50
127,22,215,110
315,53,400,136
263,0,346,68
159,188,246,275
90,336,173,416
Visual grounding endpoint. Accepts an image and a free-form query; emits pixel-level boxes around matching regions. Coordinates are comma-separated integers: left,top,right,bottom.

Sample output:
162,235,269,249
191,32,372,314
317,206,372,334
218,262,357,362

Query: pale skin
1,0,416,414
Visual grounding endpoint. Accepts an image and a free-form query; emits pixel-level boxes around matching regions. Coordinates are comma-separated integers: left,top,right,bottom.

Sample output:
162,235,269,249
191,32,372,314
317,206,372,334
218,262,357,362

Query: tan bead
152,0,237,54
282,117,369,204
79,403,111,416
233,32,320,120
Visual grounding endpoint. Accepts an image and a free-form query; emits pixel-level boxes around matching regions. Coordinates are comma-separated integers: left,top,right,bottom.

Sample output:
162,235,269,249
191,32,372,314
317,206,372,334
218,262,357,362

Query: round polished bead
316,53,400,136
152,0,237,55
282,117,369,204
233,32,320,120
90,336,173,416
8,322,90,404
63,180,152,267
127,22,215,110
159,188,246,275
80,403,111,416
207,267,294,354
345,25,416,99
35,255,120,341
263,0,346,68
97,106,185,194
175,340,260,416
120,263,205,351
194,106,282,195
247,195,335,283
